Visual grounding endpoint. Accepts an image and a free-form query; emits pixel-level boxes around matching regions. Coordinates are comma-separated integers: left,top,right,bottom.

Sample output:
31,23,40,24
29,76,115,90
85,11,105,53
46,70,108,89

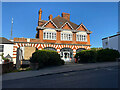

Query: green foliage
91,47,103,51
75,48,120,63
97,48,120,62
1,53,10,61
30,50,64,69
75,50,97,63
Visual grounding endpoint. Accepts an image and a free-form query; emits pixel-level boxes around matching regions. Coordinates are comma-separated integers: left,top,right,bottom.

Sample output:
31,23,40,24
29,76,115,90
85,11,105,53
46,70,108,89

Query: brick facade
13,8,92,64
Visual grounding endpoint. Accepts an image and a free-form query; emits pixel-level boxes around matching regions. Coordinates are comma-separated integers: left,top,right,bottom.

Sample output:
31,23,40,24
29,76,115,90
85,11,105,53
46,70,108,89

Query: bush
30,50,64,69
75,50,97,63
75,48,120,63
97,48,120,62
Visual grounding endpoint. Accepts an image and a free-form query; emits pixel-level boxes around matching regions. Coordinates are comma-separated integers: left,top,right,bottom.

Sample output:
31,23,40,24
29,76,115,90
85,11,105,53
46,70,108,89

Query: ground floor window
44,47,57,51
0,45,4,52
76,48,86,53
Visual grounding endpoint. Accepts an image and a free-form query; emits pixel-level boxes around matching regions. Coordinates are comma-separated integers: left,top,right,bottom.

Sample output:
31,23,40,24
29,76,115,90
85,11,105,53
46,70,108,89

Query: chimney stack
49,15,53,20
62,12,70,21
39,8,42,21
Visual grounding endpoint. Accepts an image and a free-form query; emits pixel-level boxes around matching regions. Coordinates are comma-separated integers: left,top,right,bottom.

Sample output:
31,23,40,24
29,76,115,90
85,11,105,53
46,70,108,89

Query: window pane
61,34,63,40
55,33,56,40
44,32,46,39
52,33,54,39
0,45,4,52
49,33,51,39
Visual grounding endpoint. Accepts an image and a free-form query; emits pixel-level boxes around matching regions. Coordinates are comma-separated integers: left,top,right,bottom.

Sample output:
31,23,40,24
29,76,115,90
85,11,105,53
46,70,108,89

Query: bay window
61,32,72,41
76,33,87,42
43,30,56,40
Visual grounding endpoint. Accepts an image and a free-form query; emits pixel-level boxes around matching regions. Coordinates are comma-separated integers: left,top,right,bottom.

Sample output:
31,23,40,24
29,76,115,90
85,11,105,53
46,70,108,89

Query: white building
102,33,120,52
0,37,14,64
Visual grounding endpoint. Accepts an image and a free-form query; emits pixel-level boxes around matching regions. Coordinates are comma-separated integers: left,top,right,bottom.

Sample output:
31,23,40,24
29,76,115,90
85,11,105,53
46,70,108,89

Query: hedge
75,50,97,63
75,48,120,63
30,50,65,68
97,48,120,62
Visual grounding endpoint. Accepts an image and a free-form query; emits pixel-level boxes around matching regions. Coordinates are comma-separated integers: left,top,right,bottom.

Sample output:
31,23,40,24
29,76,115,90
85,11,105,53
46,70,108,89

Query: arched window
44,47,57,51
76,48,86,53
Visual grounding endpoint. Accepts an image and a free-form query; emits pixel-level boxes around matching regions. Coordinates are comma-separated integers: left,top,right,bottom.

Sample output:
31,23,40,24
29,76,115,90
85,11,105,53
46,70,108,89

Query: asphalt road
2,66,119,88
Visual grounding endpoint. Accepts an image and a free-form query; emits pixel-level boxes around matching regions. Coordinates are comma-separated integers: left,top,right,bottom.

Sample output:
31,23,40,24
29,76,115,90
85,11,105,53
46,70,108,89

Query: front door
63,51,70,61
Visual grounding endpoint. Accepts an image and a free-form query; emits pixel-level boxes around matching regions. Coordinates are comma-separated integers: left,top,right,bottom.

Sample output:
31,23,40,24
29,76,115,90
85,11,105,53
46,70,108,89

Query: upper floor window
76,32,87,42
43,29,56,40
61,31,72,41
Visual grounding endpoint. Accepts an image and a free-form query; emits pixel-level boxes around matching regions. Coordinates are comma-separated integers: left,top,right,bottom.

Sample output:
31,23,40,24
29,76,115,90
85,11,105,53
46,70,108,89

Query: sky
2,2,118,48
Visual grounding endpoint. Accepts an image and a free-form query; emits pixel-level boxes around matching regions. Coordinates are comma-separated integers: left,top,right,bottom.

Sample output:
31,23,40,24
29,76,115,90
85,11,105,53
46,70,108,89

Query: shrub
75,50,97,63
91,47,103,51
1,53,10,62
75,48,120,63
97,48,120,62
30,50,64,69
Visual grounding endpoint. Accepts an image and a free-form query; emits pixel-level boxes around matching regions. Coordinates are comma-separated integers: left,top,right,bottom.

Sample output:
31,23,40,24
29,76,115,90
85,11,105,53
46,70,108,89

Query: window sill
43,39,56,40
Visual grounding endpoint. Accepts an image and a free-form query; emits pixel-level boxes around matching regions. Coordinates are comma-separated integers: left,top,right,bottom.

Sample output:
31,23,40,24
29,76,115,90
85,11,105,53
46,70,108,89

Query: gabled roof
60,22,74,30
42,20,58,28
52,16,78,29
0,37,14,44
76,23,92,33
39,15,92,34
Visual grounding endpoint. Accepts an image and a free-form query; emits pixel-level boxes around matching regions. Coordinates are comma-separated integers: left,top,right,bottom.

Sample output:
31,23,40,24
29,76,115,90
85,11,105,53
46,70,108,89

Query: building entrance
63,51,70,61
60,48,73,62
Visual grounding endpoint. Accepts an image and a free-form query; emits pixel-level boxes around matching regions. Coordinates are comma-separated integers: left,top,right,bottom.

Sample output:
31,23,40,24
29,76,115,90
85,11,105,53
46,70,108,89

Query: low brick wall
1,62,14,74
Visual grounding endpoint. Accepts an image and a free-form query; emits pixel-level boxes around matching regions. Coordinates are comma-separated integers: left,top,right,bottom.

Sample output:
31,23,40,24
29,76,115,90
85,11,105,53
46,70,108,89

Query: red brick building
13,8,92,63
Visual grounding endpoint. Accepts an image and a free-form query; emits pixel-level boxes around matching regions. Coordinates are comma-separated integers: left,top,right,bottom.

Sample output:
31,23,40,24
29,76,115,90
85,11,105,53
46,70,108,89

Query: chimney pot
39,8,42,21
49,15,53,20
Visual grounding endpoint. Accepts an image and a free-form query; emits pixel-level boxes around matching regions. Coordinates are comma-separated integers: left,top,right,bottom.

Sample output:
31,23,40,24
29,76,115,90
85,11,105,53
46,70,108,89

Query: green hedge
75,48,120,63
75,50,97,63
97,48,120,62
30,50,64,68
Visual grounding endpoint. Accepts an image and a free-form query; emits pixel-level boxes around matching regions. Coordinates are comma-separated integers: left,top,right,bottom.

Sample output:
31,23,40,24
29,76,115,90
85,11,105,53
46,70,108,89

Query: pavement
2,61,118,81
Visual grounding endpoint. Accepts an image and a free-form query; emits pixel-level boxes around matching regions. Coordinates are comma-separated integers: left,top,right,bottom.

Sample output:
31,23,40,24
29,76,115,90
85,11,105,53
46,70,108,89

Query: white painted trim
73,49,76,52
57,49,60,52
60,22,74,30
76,23,88,32
42,20,58,28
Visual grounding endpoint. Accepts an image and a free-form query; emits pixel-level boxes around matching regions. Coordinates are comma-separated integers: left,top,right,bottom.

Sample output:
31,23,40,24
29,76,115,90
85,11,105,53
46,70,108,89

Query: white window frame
43,31,56,40
76,33,87,42
61,32,72,41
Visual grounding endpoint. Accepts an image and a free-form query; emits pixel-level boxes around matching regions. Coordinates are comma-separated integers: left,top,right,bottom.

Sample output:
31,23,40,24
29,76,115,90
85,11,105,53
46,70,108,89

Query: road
2,66,118,88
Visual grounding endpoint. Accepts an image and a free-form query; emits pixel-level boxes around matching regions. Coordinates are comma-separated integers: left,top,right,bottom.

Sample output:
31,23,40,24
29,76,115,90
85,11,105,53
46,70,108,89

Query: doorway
60,48,73,62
